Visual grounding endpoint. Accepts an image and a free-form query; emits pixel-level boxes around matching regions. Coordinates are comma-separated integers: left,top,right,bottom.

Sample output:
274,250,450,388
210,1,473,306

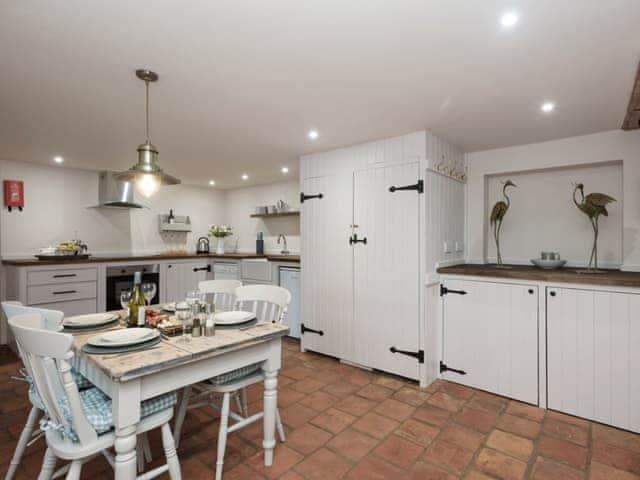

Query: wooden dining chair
8,312,182,480
198,279,242,311
172,285,291,480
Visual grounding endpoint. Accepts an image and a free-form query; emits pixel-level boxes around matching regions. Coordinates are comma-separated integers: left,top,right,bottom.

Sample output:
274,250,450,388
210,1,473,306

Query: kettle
196,236,210,254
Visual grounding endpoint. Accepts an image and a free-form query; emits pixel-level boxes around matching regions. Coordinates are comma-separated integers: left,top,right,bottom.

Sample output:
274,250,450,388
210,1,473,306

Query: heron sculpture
572,183,616,270
490,180,516,265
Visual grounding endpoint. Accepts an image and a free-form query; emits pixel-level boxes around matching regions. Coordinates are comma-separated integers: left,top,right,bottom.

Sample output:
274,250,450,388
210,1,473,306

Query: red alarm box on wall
4,180,24,211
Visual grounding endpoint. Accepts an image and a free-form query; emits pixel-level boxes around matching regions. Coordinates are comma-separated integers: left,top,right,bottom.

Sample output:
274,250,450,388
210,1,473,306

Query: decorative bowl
530,258,567,270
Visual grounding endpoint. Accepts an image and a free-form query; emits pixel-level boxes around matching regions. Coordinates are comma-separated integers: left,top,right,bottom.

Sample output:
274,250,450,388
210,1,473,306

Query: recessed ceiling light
208,180,215,186
53,156,64,164
241,174,249,180
500,11,519,29
281,166,289,174
540,101,556,113
308,130,319,140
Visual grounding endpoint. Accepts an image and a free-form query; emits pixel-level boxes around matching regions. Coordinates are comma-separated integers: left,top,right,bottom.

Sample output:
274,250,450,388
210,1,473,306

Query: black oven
106,264,160,311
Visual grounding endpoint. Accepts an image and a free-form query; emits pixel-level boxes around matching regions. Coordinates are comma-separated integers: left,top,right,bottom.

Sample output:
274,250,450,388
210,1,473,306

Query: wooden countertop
437,264,640,288
2,253,300,266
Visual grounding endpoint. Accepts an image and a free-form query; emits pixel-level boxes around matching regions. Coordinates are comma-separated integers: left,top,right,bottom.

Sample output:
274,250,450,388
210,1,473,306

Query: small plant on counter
208,224,233,238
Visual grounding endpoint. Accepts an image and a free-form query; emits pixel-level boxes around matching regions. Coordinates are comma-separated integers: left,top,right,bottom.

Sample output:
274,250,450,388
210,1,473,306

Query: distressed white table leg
112,380,141,480
114,425,137,480
262,370,278,466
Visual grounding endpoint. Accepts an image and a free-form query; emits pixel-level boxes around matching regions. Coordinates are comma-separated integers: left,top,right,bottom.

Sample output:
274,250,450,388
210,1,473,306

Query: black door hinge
389,179,423,194
389,347,424,364
349,233,367,245
300,192,324,203
301,324,324,336
440,285,467,296
440,361,467,375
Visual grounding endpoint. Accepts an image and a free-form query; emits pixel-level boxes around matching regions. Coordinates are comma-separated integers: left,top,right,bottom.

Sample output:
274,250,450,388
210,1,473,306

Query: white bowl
531,258,567,270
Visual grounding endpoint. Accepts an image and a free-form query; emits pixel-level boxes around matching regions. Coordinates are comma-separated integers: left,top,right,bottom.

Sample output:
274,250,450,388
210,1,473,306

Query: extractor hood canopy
115,69,181,197
89,171,146,209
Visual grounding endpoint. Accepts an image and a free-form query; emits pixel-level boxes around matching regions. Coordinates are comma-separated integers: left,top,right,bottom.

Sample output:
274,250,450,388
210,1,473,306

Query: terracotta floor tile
323,381,361,399
537,435,587,469
298,390,340,412
281,366,316,381
352,412,400,440
281,403,318,429
439,380,476,400
590,461,640,480
247,445,304,479
496,413,542,439
506,400,545,422
456,407,499,433
285,423,332,455
486,429,534,461
413,403,452,426
310,408,357,434
405,460,458,480
543,418,589,446
334,394,377,417
427,391,465,412
289,378,325,394
440,423,485,452
356,384,394,402
278,388,307,408
464,470,496,480
278,471,305,480
423,439,474,475
395,418,440,446
546,409,590,429
373,434,423,468
393,387,431,407
346,370,375,386
373,398,416,422
293,448,352,480
592,423,640,454
327,428,379,462
225,463,266,480
373,375,407,391
347,455,406,480
530,457,583,480
475,448,528,480
592,439,640,475
467,395,507,415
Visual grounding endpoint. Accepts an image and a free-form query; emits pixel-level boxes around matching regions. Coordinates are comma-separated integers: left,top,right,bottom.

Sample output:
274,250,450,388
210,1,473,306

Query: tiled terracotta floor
2,340,640,479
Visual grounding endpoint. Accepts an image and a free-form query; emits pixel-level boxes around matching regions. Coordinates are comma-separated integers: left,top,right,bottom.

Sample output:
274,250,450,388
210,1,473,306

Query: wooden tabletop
71,313,289,382
437,264,640,288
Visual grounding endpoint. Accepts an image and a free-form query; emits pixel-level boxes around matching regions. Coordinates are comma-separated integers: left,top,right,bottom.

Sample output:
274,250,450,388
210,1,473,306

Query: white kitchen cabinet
165,261,212,301
352,162,421,379
547,286,640,433
300,173,354,359
441,279,539,404
279,267,301,338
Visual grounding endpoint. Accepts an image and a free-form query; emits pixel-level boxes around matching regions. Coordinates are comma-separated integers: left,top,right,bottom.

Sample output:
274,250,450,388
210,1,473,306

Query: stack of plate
83,328,161,354
63,313,120,332
213,311,257,329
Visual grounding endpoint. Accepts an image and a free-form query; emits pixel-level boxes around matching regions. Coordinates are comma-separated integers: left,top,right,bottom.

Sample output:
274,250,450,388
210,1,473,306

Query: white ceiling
1,1,638,188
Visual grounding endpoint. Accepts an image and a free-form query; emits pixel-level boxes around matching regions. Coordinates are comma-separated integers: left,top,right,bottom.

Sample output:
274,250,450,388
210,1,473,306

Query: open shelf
250,211,300,219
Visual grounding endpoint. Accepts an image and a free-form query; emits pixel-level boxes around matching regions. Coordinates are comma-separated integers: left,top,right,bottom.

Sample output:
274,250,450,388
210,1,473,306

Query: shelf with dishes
250,211,299,218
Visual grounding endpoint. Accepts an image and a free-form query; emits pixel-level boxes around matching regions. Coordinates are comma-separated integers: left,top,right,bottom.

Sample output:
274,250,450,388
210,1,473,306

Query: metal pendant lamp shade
116,69,180,197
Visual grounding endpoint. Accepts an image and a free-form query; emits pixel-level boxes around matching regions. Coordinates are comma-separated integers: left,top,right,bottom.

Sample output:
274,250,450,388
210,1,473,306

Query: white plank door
300,174,353,358
547,287,640,433
352,162,421,379
442,279,539,404
165,261,211,301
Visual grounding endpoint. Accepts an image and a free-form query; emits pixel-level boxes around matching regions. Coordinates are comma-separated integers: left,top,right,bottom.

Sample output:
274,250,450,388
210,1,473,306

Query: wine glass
142,283,156,306
175,303,192,343
120,290,131,318
185,290,203,307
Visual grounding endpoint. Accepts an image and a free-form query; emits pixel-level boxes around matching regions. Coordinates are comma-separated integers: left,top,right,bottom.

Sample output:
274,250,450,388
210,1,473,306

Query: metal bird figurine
572,183,616,270
490,180,516,265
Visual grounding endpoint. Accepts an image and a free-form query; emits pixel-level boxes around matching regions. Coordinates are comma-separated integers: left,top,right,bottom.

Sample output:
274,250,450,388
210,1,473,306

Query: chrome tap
277,234,290,255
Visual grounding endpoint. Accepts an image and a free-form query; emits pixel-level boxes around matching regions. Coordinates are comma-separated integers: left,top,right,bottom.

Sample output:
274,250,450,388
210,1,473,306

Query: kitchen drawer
241,259,272,282
33,298,97,317
28,282,97,305
27,268,98,286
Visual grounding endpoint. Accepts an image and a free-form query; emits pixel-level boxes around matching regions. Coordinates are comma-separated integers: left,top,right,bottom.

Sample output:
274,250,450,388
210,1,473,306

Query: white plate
87,328,159,347
63,313,119,328
214,311,255,325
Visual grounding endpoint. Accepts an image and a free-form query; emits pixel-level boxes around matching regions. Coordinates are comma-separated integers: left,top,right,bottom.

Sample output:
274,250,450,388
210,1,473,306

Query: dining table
68,307,289,480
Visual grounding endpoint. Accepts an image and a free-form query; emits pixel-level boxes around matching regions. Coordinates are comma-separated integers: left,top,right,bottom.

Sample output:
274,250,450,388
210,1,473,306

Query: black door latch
349,234,367,245
440,285,467,296
389,179,424,194
440,361,467,375
300,192,324,203
301,324,324,336
389,347,424,363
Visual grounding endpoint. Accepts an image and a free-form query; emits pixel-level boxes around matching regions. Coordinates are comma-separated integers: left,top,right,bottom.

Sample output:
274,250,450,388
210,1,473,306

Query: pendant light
116,69,180,197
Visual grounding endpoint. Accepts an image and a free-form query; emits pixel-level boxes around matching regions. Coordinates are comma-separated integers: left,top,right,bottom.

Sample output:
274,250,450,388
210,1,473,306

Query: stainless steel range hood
88,171,146,209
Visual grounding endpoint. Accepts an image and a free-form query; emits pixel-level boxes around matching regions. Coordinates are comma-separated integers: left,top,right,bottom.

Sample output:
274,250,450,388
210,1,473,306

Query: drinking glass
175,303,192,343
120,290,131,318
185,290,204,307
142,283,156,305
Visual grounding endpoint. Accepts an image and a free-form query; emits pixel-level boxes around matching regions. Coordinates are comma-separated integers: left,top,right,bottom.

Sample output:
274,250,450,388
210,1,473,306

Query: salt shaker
204,303,216,337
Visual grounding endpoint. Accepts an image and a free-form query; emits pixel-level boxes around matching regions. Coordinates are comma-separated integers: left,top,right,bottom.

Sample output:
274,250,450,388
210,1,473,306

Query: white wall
223,180,300,254
465,130,640,270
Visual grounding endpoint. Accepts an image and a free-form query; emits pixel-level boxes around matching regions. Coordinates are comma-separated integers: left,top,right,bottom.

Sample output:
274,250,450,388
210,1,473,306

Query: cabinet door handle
193,265,212,272
53,274,77,278
349,234,367,245
53,290,76,295
528,289,534,294
549,291,556,297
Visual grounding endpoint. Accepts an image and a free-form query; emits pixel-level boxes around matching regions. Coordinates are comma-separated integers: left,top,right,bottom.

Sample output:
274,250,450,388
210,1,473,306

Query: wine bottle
128,271,146,327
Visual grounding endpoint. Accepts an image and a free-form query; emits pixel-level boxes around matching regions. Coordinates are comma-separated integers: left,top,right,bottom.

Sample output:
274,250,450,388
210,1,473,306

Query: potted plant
208,224,233,254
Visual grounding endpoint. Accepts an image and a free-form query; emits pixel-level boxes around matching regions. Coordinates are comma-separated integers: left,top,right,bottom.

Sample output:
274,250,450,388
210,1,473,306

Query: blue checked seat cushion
51,388,178,441
27,368,93,410
207,362,263,386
